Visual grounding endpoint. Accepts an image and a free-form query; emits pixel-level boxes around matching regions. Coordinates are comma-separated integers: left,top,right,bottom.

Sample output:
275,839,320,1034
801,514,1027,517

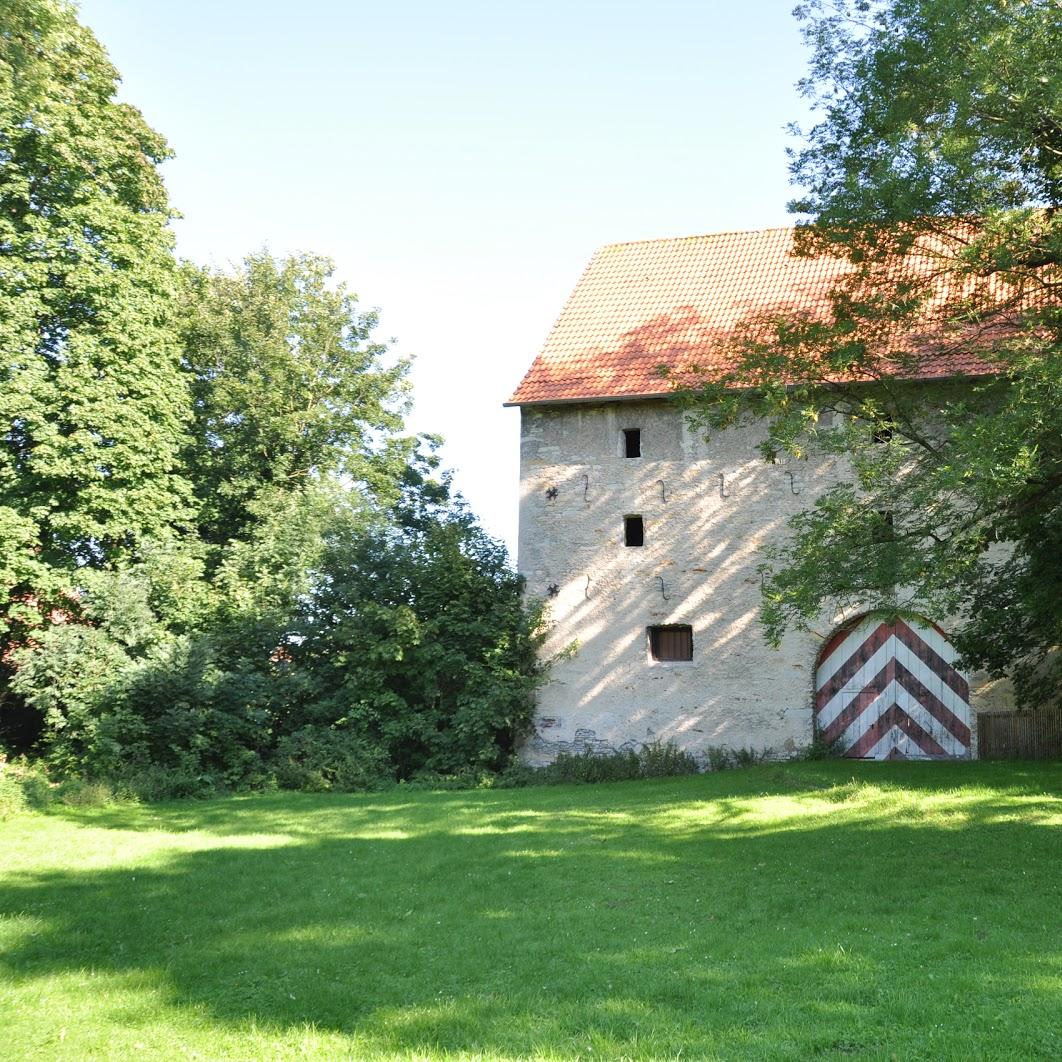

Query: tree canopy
0,0,192,586
0,0,545,789
179,253,415,548
683,0,1061,705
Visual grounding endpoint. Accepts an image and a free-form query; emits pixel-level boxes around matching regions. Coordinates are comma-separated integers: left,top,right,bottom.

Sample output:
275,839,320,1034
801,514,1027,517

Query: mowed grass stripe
1,761,1060,1060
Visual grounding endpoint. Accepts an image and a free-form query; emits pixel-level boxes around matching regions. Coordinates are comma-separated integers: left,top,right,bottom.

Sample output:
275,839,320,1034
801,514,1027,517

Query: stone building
506,228,1013,764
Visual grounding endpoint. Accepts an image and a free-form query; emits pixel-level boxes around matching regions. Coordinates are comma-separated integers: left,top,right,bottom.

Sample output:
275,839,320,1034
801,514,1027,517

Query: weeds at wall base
0,738,819,812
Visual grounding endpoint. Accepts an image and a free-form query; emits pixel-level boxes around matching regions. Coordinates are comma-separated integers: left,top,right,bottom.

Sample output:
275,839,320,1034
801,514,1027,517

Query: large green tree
179,253,415,548
1,2,547,785
683,0,1061,704
0,0,192,595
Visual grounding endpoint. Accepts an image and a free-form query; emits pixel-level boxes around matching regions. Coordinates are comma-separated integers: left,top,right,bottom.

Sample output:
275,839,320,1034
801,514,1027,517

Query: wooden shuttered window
649,625,693,662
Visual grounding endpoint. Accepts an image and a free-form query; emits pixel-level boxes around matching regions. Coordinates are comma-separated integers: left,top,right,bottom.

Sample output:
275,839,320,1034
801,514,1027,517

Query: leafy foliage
287,490,545,780
0,1,547,789
681,0,1062,706
0,0,192,583
270,728,394,793
179,254,414,547
11,479,544,791
789,0,1062,224
0,0,195,747
500,742,701,787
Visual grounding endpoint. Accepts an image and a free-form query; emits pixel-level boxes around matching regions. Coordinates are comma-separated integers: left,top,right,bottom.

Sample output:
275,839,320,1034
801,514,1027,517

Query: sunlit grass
2,761,1060,1060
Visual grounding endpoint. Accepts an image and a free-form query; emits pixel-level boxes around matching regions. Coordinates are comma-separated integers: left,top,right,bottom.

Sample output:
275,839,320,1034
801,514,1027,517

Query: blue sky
78,0,812,555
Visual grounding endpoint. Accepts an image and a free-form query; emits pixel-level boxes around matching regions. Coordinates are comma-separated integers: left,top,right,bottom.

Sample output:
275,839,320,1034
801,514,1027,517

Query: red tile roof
507,227,995,406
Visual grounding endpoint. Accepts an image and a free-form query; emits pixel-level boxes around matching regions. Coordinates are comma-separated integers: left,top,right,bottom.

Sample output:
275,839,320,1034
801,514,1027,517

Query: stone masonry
516,398,1012,764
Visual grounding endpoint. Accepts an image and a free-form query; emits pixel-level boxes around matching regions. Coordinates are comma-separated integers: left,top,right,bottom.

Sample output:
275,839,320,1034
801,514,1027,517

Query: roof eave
503,389,674,408
504,368,999,408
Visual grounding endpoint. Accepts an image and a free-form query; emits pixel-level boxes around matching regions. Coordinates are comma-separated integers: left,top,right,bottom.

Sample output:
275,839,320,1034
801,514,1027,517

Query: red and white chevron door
815,616,972,759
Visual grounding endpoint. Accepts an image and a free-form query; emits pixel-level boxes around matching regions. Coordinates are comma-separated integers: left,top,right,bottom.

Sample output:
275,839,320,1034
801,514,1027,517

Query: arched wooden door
815,615,972,759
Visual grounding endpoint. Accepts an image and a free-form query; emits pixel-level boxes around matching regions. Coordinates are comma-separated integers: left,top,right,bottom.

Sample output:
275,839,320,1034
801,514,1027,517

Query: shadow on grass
3,762,1061,1058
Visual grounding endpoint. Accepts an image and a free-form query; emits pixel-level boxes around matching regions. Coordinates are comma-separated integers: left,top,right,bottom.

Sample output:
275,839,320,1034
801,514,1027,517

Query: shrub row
3,739,796,812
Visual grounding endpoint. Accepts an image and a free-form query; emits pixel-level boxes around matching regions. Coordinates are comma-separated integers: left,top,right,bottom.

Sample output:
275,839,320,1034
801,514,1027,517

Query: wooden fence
977,708,1062,760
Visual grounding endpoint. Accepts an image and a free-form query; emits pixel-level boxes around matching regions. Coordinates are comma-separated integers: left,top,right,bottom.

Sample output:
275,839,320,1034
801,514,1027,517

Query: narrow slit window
872,509,895,543
624,515,644,547
649,625,693,662
623,429,641,458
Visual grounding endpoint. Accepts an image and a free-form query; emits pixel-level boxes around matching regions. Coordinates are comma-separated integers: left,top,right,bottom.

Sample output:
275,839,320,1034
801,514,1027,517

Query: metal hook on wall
718,472,730,499
583,473,590,502
585,574,591,600
656,575,670,602
658,479,668,503
785,471,801,495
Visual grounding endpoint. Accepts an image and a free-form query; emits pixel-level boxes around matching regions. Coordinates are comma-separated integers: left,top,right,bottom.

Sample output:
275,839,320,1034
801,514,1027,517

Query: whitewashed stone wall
516,398,1011,764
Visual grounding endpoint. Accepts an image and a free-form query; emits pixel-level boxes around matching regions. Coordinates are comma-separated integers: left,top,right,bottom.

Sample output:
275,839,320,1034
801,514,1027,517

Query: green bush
731,746,773,767
9,621,137,777
270,727,394,792
801,732,845,761
547,749,646,784
702,745,775,770
7,484,545,797
400,769,498,792
705,746,734,771
0,756,132,814
51,778,125,807
114,765,218,802
286,507,545,780
500,742,701,787
638,740,703,777
0,763,28,817
0,756,53,816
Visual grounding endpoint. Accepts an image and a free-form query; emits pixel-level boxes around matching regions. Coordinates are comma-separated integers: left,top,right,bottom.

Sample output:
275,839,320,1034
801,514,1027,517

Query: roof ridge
596,225,795,252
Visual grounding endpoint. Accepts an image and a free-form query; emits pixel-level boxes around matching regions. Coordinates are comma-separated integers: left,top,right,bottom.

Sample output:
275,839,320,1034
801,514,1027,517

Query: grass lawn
1,761,1060,1060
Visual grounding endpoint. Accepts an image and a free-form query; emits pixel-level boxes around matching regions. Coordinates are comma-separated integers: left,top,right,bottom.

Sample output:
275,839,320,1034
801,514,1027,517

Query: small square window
623,429,641,458
624,515,644,547
649,625,693,662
